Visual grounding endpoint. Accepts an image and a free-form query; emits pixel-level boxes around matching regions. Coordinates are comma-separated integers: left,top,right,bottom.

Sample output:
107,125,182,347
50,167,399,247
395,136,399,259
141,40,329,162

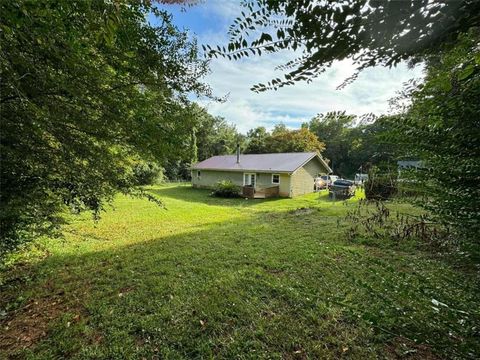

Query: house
191,150,331,198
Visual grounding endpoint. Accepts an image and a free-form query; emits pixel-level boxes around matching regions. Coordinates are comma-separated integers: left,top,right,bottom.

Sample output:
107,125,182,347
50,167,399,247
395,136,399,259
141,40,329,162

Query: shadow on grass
1,206,478,359
146,185,286,207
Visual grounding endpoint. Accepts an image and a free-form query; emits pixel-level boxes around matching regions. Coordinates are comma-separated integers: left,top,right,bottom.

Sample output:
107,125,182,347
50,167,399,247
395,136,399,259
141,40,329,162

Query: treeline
156,108,398,182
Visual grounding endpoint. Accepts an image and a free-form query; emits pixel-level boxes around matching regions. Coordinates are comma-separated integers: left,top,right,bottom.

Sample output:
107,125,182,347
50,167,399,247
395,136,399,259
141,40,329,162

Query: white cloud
198,54,423,132
198,0,240,21
185,1,425,133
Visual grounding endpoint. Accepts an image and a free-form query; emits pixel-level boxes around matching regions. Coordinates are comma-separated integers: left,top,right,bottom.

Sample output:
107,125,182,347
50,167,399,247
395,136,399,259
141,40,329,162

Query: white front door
244,173,256,187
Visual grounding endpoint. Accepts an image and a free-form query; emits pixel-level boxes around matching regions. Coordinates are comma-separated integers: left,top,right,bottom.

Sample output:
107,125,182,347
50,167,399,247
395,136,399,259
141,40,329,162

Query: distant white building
397,160,423,170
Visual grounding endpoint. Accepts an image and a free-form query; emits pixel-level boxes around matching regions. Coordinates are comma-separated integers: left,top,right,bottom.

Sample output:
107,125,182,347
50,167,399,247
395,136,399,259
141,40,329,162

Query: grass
1,185,479,359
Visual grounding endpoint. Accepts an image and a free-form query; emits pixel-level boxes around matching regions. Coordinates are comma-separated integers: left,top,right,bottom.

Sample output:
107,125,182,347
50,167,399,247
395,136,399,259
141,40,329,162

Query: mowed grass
1,185,479,359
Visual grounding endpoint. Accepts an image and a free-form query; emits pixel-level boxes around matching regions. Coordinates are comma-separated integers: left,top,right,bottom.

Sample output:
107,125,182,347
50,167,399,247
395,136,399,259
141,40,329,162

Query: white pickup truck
314,175,339,190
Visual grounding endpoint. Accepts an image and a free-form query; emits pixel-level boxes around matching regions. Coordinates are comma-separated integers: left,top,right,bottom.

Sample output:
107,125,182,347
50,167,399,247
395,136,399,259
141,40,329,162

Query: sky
156,0,424,133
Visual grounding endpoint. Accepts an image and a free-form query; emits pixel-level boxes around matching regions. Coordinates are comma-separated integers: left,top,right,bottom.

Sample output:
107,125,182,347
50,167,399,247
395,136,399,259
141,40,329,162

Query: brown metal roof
192,152,331,173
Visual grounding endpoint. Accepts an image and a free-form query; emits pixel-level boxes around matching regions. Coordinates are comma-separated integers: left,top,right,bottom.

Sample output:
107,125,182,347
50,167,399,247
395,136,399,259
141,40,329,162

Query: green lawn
1,185,479,359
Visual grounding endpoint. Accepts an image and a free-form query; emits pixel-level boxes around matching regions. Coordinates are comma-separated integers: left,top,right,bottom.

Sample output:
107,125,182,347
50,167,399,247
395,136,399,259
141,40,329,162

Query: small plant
344,199,455,249
211,180,240,198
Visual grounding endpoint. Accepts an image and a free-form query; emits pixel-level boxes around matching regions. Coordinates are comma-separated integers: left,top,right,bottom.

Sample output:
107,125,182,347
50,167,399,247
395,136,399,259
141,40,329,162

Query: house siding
192,170,243,188
191,170,291,197
278,173,291,197
255,172,290,197
290,157,328,197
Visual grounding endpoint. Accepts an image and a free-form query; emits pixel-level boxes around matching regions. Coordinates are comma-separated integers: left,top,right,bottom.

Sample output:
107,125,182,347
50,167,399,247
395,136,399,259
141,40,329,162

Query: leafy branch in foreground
387,31,480,241
0,0,210,259
205,0,480,91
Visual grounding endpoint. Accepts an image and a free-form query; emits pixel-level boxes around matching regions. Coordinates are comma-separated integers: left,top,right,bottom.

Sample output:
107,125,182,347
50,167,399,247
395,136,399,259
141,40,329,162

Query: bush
344,199,456,251
388,33,480,240
132,162,164,185
364,169,397,200
396,179,426,199
211,180,240,198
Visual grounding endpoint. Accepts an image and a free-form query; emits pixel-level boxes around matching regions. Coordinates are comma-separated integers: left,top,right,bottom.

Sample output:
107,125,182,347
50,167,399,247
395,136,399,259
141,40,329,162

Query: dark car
329,179,356,199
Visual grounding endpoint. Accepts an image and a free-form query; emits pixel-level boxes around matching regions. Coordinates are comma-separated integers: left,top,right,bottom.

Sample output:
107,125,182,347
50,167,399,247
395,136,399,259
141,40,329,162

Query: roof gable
192,152,331,173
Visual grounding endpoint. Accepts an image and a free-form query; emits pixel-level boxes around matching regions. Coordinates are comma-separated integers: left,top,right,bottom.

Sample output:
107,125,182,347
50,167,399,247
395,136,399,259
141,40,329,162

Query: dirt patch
384,336,440,359
117,285,136,297
288,207,317,216
0,294,82,354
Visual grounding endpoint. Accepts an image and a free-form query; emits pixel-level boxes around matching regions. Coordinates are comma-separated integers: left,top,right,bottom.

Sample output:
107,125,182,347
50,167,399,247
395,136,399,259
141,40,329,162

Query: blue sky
155,1,423,133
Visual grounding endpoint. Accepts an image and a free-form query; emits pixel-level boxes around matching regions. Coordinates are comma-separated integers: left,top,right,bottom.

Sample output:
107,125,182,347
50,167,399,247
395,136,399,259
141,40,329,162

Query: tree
268,127,325,153
244,126,324,154
0,0,209,257
244,127,269,154
160,104,243,180
206,0,480,91
304,112,401,177
306,112,355,175
192,105,241,161
390,31,480,238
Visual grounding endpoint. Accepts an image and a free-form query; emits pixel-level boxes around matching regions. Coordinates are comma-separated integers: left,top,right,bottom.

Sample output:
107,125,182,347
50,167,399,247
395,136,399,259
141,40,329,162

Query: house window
272,174,280,184
197,171,201,178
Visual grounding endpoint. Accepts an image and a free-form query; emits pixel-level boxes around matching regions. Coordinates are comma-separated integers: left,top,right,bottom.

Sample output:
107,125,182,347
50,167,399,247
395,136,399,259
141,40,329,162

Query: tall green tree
306,112,356,175
245,126,324,154
304,112,400,177
207,0,480,91
162,104,242,180
244,127,269,154
192,106,241,161
0,0,209,257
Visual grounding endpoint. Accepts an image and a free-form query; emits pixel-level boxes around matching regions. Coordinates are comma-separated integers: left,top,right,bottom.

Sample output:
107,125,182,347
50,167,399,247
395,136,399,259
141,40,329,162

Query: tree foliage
132,161,164,186
160,104,243,180
390,31,480,238
305,112,356,175
0,0,209,257
244,125,324,154
206,0,480,91
192,105,242,161
244,126,269,154
303,112,398,177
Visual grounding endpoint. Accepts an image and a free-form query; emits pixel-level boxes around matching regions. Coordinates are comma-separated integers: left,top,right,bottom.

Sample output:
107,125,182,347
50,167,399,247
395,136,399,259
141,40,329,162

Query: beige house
191,152,331,198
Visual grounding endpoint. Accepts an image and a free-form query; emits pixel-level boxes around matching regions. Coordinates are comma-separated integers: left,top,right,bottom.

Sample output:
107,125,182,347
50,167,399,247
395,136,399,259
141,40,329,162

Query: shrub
344,199,456,251
212,180,240,198
364,168,397,200
388,33,480,240
132,162,164,185
396,179,426,199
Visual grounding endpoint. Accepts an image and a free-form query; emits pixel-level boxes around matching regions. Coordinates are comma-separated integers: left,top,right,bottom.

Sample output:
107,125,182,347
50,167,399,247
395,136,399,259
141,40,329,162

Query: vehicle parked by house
329,179,356,199
314,175,339,190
